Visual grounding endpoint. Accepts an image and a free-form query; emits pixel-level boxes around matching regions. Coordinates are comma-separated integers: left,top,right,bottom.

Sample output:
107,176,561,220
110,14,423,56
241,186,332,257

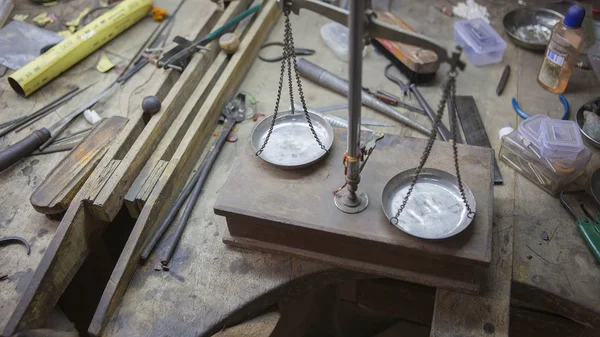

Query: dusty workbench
0,0,214,335
0,0,599,336
99,1,600,337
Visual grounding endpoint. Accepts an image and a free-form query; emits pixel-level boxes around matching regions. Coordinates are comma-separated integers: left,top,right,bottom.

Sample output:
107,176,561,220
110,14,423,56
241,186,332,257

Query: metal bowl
576,103,600,148
382,168,476,240
251,110,334,169
503,8,563,51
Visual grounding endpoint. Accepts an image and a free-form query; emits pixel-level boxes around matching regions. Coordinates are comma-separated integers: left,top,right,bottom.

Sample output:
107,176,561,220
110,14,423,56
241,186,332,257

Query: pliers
258,42,315,62
512,94,570,120
560,191,600,264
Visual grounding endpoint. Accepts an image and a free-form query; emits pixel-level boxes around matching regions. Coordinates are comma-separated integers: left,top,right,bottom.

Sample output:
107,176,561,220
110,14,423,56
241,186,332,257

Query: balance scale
214,0,494,294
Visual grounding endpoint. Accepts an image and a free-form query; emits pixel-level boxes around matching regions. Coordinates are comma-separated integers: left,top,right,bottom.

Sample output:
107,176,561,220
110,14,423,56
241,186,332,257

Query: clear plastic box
539,118,585,162
518,114,548,150
453,18,507,66
499,130,591,196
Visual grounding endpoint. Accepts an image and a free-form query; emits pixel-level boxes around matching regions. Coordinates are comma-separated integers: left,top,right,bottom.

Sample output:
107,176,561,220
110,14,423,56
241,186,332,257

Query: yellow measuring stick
8,0,152,97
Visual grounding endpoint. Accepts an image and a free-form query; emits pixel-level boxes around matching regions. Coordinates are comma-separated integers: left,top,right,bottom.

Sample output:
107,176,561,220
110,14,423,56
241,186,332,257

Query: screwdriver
0,83,117,172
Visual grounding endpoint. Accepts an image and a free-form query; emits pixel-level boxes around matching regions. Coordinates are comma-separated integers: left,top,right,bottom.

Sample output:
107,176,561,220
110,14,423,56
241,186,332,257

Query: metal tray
251,110,333,169
382,168,476,239
576,103,600,148
503,8,563,51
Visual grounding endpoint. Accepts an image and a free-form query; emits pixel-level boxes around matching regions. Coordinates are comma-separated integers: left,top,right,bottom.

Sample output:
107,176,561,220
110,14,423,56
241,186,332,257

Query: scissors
258,42,315,62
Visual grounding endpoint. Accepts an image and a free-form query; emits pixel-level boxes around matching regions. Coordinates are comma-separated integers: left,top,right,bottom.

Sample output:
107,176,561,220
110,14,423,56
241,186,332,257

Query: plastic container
539,118,585,162
517,114,549,150
499,130,591,196
453,18,507,66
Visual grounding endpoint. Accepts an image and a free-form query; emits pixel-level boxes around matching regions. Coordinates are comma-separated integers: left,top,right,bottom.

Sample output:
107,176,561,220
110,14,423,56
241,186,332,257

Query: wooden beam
123,0,254,218
1,2,221,334
30,116,128,214
88,2,280,335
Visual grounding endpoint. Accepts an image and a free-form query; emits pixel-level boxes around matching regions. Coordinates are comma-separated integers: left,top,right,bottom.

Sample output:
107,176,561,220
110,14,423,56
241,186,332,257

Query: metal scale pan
251,110,334,169
382,168,476,240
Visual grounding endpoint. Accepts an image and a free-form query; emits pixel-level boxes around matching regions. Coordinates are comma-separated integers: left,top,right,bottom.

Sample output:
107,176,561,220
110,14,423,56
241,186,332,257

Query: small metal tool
141,95,246,263
296,58,431,135
496,65,510,96
455,96,503,184
384,64,410,98
0,236,31,282
560,190,600,263
0,236,31,255
158,4,262,70
258,41,314,62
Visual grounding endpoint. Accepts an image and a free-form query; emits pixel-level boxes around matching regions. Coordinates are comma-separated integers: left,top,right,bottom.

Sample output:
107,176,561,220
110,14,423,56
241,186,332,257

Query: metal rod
0,87,80,138
160,118,237,266
13,85,93,133
140,159,205,260
296,58,431,136
0,116,28,130
345,0,364,202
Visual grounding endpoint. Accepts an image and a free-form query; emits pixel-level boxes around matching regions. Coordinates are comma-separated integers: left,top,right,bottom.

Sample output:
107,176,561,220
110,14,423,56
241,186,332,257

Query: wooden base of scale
215,128,494,294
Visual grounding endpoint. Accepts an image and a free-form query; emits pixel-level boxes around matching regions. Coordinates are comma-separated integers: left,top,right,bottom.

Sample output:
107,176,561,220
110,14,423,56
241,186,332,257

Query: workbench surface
1,0,599,336
0,0,214,335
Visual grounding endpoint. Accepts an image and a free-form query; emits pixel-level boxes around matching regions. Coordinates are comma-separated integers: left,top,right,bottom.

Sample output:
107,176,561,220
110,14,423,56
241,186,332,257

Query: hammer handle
0,128,51,172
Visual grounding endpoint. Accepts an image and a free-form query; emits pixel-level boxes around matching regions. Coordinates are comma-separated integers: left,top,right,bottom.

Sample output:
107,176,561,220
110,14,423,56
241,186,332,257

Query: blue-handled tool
159,4,262,70
512,94,569,120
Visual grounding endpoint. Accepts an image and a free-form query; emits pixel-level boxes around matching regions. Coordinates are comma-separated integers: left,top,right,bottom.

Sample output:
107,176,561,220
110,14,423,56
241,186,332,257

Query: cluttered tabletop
0,0,600,336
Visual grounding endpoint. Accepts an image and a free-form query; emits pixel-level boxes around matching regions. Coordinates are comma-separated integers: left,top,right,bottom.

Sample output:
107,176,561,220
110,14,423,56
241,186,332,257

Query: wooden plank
134,159,168,213
123,0,254,216
88,2,280,335
88,2,222,222
0,2,219,334
30,116,128,214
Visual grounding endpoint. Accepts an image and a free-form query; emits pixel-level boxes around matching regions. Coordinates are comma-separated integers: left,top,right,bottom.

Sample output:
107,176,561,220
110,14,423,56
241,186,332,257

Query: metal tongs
279,0,466,70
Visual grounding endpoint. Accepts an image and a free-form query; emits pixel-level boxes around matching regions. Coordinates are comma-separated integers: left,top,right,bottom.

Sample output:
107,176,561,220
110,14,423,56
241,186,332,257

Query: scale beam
280,0,464,214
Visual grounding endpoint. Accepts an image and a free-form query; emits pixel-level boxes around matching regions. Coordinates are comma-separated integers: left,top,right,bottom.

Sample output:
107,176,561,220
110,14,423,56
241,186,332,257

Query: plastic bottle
537,5,586,94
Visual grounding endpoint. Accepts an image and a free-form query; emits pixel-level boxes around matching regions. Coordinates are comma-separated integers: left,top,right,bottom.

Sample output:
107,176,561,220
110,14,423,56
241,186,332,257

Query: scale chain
390,71,475,226
255,8,326,156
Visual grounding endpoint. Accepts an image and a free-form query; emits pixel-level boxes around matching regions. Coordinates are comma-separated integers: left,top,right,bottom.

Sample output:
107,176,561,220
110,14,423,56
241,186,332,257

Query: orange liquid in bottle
537,10,585,94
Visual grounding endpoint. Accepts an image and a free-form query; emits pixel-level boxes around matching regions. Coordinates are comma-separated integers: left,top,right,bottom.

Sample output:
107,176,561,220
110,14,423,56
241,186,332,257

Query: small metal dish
382,168,476,240
503,8,563,51
576,103,600,148
251,110,334,169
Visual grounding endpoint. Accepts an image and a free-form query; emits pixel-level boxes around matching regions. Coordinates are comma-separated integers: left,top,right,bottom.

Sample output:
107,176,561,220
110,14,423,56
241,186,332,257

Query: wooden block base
216,129,494,294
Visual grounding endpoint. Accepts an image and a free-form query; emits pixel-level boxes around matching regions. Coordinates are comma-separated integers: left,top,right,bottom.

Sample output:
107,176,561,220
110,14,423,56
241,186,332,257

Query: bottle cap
564,5,586,29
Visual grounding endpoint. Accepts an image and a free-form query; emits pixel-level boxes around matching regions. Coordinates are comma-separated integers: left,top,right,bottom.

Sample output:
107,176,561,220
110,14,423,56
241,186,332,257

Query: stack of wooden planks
3,0,280,335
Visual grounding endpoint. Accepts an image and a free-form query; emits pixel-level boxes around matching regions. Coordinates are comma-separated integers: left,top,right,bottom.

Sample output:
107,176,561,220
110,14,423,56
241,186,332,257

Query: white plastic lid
454,19,507,54
540,119,584,152
518,114,549,146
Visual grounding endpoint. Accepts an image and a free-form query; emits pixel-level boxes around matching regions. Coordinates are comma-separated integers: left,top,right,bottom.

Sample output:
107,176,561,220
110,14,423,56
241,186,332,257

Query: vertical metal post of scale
334,0,368,213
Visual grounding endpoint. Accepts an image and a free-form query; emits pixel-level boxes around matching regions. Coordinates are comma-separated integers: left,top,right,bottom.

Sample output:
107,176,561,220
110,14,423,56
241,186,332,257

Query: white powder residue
453,0,491,23
515,24,552,44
